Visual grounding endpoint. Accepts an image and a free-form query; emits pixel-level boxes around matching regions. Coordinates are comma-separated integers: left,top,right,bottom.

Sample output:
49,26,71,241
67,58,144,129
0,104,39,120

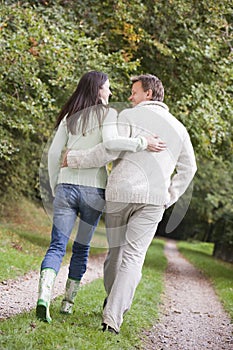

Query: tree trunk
213,242,233,263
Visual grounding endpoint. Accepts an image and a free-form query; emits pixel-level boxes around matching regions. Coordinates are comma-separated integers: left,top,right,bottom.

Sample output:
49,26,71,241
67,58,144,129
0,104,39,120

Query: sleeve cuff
67,150,80,168
137,136,148,151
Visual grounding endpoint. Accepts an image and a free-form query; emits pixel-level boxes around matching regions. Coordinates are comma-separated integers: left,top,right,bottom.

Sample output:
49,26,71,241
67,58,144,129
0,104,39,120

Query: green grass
177,240,233,320
0,239,166,350
0,198,106,281
0,198,51,281
0,227,44,281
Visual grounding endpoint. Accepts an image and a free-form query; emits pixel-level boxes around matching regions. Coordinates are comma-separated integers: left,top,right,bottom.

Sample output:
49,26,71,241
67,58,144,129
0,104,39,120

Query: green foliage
142,0,233,246
0,1,139,202
178,83,233,159
192,159,233,243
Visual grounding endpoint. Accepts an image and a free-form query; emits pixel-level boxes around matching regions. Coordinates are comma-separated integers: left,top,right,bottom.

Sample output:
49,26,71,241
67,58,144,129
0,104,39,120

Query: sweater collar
135,100,169,111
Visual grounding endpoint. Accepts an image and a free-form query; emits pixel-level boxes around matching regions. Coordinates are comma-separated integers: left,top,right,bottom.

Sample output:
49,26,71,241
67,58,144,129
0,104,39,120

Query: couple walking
36,71,196,334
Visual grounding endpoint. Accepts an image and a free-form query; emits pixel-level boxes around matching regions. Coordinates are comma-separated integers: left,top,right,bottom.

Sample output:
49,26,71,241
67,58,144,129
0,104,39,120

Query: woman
36,71,158,323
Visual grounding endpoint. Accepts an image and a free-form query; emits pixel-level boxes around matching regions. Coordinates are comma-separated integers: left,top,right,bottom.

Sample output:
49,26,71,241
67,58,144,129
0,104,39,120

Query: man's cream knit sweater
68,101,197,208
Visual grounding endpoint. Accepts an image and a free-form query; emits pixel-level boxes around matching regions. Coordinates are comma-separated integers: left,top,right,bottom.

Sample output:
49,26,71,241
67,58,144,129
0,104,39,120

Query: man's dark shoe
102,322,119,335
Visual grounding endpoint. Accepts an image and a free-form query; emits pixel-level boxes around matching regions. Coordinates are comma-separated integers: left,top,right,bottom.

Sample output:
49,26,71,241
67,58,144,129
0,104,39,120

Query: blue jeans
41,184,105,280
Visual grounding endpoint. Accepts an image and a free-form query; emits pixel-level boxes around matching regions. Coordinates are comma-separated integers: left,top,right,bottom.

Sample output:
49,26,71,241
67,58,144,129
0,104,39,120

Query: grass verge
0,198,106,281
178,241,233,321
0,239,166,350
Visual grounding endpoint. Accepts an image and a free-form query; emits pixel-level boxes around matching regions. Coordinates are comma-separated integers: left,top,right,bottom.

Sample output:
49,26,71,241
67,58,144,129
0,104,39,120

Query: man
65,74,197,334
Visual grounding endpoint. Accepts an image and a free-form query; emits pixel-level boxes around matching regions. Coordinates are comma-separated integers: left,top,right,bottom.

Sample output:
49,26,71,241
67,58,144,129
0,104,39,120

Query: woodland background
0,0,232,261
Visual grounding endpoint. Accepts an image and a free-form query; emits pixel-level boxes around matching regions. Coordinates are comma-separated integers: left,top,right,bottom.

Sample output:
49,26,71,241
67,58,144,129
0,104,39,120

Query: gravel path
142,240,233,350
0,254,106,320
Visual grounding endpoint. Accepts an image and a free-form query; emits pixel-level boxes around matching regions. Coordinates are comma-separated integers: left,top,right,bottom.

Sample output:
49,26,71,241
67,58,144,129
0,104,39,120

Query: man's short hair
131,74,164,101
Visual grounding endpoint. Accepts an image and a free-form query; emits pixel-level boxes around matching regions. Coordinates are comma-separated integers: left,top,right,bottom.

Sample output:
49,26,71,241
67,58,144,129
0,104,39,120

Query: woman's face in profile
99,79,112,104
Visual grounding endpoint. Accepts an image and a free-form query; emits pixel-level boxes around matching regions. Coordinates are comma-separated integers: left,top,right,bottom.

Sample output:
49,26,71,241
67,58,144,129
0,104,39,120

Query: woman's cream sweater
48,108,147,195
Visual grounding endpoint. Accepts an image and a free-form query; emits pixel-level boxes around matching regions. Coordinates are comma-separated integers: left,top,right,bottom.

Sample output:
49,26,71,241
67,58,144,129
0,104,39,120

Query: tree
0,1,139,202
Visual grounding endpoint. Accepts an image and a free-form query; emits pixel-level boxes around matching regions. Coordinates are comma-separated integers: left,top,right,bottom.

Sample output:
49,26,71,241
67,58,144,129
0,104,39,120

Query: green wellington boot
60,278,80,314
36,268,56,323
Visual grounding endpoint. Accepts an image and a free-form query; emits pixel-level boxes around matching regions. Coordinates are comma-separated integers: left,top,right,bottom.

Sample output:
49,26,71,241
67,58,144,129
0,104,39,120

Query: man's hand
61,149,69,167
146,135,166,152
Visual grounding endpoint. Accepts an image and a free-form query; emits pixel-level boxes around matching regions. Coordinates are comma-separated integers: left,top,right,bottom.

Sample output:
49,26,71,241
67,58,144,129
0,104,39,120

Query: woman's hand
61,149,70,167
146,135,166,152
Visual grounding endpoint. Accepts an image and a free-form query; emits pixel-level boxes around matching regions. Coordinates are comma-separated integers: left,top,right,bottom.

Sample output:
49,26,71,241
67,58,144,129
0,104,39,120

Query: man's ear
146,89,153,100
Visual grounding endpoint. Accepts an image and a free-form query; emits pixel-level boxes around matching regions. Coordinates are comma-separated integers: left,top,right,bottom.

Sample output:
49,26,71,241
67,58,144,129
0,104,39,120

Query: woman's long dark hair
55,71,108,135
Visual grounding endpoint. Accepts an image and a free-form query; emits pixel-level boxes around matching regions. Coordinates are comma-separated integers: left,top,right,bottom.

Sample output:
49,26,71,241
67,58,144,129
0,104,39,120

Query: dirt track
141,240,233,350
